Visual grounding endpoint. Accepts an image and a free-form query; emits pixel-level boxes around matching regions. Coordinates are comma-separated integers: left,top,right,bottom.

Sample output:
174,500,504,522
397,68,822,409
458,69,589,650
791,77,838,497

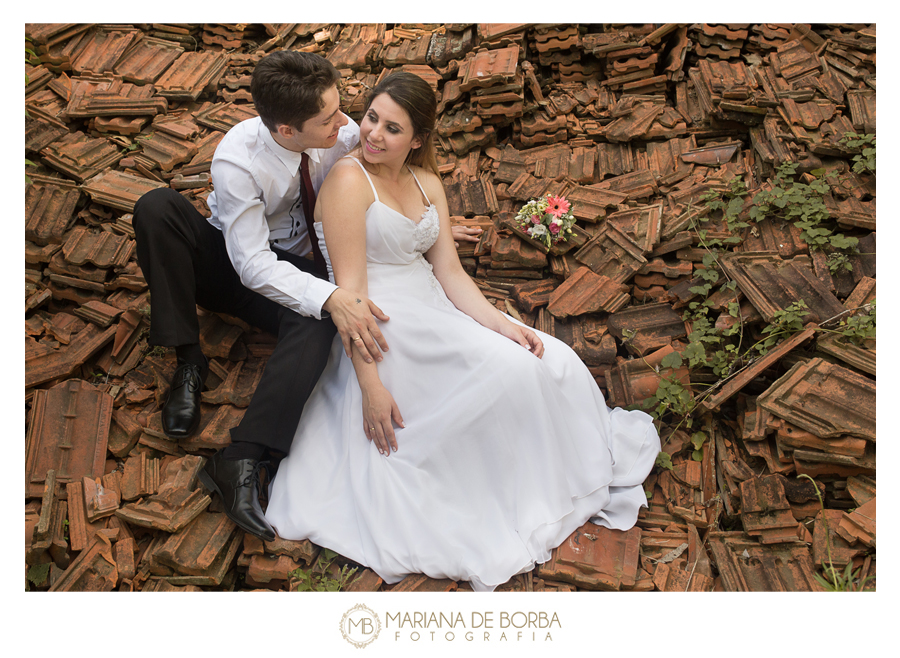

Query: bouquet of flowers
514,193,576,249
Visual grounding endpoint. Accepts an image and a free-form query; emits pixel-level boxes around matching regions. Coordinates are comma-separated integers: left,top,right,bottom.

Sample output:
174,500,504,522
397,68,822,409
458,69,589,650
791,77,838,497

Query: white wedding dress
265,158,661,591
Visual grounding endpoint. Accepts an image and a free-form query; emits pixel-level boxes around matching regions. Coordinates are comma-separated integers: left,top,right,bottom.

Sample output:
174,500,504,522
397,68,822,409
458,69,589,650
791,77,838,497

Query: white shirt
207,116,360,319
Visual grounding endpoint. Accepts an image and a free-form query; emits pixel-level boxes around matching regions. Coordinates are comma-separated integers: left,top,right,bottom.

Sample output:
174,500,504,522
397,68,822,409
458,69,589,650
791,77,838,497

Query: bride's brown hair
363,71,440,177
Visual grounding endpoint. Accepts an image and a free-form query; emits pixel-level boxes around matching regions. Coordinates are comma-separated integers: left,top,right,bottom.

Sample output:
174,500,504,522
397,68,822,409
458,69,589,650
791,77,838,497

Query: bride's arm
318,161,404,455
316,161,390,365
421,170,544,358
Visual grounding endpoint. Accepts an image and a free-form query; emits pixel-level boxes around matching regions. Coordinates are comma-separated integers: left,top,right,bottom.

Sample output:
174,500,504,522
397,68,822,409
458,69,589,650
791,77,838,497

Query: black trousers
132,188,337,454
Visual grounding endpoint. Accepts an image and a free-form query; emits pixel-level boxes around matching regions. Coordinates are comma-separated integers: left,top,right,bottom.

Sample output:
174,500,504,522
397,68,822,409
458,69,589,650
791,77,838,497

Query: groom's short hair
251,50,341,134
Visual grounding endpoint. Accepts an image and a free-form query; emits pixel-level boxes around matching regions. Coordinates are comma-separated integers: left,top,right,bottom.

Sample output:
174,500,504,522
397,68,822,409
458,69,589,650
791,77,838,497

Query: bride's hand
361,382,405,456
497,320,545,359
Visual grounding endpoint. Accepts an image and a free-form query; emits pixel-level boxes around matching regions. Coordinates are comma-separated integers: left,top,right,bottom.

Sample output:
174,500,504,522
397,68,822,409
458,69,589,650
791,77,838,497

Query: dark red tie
300,152,328,276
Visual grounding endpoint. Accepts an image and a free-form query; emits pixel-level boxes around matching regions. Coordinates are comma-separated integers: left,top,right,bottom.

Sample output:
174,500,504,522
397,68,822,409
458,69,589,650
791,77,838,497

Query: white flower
531,224,548,237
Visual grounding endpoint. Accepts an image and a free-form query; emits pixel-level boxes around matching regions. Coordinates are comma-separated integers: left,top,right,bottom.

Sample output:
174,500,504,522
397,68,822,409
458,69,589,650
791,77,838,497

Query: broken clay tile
196,312,246,360
107,407,143,458
756,357,875,442
40,131,124,183
261,536,320,566
596,169,659,201
62,226,135,269
812,509,864,568
491,234,549,268
73,300,123,328
49,534,118,592
846,475,876,507
652,562,715,592
180,404,245,452
25,111,70,154
70,26,141,75
510,278,558,313
111,309,148,364
346,568,384,592
736,217,808,258
606,302,687,355
201,358,266,408
116,455,210,532
547,267,630,318
574,222,647,282
66,76,169,119
719,252,846,325
181,131,225,176
390,574,459,592
740,476,801,544
537,523,642,591
815,332,875,376
25,184,81,246
80,169,168,213
604,352,691,408
194,102,259,134
836,497,875,547
606,203,663,253
699,326,816,413
154,51,229,102
708,531,822,591
115,537,137,583
65,480,104,552
120,453,161,502
139,130,199,172
458,45,519,92
82,476,120,522
155,512,240,583
565,184,628,223
113,36,185,84
845,88,876,135
247,554,303,584
25,379,113,498
30,470,61,562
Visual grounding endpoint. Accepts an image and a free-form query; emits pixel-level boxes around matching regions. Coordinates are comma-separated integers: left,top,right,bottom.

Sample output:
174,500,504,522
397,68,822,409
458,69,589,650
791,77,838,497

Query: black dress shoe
198,451,276,542
162,362,204,438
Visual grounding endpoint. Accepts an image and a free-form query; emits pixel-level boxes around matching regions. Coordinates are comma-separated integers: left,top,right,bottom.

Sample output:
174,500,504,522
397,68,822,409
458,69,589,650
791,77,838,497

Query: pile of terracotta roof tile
25,22,876,593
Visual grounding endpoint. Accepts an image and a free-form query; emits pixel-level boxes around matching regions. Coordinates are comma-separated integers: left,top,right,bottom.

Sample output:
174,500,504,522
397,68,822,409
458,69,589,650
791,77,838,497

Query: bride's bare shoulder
320,157,369,195
410,165,445,200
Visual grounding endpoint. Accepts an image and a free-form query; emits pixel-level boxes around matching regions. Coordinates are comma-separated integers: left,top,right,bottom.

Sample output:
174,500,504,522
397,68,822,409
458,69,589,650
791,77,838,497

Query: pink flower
546,195,570,218
549,222,561,234
531,214,540,224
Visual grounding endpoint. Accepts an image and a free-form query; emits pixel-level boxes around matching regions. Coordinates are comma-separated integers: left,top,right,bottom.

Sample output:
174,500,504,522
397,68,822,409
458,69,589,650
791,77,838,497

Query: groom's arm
211,155,337,319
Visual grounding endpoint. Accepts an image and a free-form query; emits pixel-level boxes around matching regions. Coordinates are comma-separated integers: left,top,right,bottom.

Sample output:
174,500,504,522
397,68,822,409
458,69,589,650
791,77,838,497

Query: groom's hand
323,288,389,363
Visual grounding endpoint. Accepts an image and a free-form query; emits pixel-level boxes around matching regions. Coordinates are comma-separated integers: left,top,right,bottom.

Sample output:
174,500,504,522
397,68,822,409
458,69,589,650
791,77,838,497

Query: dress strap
408,167,431,205
346,156,379,203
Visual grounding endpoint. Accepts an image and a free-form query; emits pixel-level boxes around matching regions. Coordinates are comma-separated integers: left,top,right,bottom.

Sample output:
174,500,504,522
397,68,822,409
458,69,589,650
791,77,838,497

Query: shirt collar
258,120,319,176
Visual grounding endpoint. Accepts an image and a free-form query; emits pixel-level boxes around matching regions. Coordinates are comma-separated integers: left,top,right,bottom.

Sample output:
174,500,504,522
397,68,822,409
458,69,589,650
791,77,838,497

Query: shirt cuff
304,277,339,320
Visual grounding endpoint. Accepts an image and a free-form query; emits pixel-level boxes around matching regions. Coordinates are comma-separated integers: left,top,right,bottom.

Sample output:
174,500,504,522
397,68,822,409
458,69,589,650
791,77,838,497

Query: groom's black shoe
162,361,205,438
198,451,276,542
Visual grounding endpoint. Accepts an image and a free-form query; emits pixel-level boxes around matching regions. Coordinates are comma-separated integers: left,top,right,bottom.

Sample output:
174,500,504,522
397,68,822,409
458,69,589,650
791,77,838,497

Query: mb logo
340,604,381,648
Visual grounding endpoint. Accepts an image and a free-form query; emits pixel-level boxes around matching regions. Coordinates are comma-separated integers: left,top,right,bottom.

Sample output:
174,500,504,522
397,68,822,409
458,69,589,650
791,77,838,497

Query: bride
265,71,661,591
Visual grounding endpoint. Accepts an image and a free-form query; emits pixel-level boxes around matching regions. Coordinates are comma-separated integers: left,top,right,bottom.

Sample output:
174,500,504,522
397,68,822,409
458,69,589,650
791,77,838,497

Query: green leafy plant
747,162,858,273
835,301,876,346
26,563,50,590
642,373,695,425
753,300,809,354
654,451,673,471
290,549,357,592
699,177,749,245
839,132,876,175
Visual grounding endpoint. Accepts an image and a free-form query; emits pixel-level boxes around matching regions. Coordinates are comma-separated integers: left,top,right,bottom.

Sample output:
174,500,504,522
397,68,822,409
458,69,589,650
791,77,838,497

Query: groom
133,51,391,541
